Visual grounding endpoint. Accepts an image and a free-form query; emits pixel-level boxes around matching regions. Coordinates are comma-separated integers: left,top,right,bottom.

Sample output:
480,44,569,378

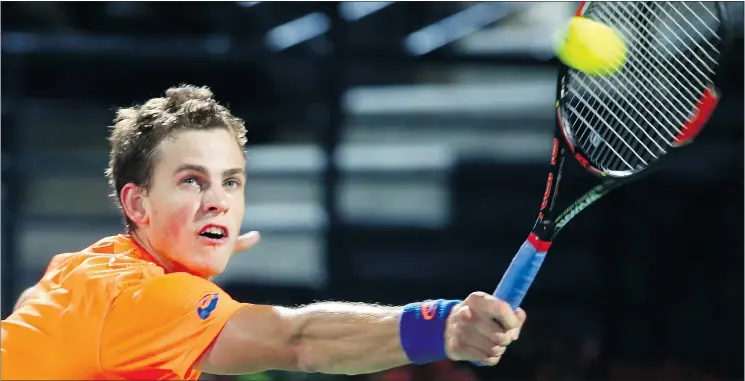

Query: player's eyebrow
223,167,246,179
175,164,209,175
175,164,245,178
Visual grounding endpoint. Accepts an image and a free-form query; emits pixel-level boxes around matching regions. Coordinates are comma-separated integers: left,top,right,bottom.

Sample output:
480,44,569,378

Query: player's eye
224,179,241,188
182,177,200,186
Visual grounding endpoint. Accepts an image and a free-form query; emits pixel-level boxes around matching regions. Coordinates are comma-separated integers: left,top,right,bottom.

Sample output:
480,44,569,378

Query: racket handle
471,234,550,367
493,233,551,310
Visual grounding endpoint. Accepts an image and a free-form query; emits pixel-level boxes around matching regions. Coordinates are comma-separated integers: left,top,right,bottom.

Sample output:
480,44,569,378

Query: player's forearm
290,302,409,375
199,299,459,375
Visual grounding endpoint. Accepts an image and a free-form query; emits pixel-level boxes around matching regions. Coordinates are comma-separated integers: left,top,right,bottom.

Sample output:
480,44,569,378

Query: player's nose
202,188,229,214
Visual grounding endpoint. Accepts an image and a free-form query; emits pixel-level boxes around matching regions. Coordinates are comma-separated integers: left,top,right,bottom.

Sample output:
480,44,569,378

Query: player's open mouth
198,224,229,244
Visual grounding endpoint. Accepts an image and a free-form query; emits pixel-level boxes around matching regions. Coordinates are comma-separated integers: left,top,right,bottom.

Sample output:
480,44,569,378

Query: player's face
143,128,246,277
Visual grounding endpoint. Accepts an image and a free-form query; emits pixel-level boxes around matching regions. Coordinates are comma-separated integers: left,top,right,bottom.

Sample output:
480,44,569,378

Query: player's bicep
195,304,303,375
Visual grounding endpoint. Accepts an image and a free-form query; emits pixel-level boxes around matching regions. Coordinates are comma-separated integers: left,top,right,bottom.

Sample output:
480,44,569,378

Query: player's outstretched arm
197,292,526,376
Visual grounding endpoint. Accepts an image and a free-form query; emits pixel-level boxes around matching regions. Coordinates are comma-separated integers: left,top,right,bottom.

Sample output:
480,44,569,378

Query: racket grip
493,233,551,310
471,234,550,367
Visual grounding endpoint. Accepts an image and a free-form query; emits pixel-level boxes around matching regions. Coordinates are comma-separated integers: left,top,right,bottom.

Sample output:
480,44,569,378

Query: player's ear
120,183,149,227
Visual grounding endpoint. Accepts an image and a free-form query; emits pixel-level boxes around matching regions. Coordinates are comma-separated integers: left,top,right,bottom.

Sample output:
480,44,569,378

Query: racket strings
587,4,692,164
564,1,721,174
612,5,704,114
588,3,705,168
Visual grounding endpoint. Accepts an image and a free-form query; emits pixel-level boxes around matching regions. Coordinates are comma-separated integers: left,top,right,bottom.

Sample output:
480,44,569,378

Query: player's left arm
198,293,526,375
100,273,525,378
199,301,410,375
100,273,414,376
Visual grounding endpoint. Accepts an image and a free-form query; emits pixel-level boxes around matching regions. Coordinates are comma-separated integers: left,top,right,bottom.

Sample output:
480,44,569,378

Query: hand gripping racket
493,1,731,311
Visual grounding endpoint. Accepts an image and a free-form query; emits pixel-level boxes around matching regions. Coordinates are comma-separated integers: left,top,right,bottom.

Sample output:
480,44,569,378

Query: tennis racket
493,1,731,310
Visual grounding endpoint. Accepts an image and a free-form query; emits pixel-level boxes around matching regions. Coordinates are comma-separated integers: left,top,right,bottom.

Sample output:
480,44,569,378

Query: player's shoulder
119,271,226,305
106,270,233,326
40,235,228,311
42,235,166,294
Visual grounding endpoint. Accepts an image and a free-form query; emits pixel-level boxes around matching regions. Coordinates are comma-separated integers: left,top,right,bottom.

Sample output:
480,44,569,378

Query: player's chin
203,261,228,278
193,240,233,271
192,255,230,278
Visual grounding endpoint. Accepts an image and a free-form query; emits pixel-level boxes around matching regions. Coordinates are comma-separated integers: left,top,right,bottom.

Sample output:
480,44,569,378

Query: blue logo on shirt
197,293,220,320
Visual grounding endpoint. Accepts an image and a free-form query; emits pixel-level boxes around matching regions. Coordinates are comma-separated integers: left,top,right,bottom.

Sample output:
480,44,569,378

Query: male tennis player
1,84,526,380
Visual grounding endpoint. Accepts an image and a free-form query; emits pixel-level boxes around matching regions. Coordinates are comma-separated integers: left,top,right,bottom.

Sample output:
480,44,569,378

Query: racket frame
536,0,733,242
492,1,733,312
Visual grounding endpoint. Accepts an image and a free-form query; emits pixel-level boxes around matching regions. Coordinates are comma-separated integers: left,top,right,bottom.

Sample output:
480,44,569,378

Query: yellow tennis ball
555,16,627,76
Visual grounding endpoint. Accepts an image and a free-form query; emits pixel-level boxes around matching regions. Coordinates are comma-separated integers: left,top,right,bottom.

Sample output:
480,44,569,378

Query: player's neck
129,230,181,274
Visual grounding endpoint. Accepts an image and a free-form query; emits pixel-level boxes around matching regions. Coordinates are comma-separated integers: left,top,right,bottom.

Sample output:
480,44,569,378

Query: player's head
106,84,247,278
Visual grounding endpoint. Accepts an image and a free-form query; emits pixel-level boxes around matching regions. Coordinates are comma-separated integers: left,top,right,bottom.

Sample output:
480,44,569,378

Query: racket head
555,1,730,179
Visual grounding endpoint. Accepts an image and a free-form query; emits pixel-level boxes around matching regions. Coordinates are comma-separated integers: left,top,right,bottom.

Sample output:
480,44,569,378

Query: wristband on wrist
398,299,461,365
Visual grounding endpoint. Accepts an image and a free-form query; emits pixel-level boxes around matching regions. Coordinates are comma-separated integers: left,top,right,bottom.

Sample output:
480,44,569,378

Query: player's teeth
204,227,224,235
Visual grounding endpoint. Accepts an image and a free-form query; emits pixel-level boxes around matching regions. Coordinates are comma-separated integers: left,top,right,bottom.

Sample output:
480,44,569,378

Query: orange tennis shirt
1,234,244,380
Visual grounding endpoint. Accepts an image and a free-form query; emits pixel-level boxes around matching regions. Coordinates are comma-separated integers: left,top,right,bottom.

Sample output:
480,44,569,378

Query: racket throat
531,219,557,242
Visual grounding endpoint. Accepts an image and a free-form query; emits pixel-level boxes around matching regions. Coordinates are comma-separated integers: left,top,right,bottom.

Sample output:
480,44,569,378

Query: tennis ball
554,16,627,76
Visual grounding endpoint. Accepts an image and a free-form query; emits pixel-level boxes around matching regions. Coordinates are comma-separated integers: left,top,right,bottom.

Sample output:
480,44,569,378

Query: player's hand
444,292,526,366
231,231,261,255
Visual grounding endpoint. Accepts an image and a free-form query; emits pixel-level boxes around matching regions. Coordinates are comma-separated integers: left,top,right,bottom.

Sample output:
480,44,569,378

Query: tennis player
1,85,526,380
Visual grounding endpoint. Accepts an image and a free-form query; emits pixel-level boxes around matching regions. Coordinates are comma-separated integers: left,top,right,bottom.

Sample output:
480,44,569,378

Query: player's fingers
448,335,492,363
480,355,504,367
465,292,518,330
470,314,511,344
515,308,527,326
460,324,500,355
492,345,507,358
511,308,527,340
477,328,513,347
480,346,509,367
489,301,518,331
232,231,261,255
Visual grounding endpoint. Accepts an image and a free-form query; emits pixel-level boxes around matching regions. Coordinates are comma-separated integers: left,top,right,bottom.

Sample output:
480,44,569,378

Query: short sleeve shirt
1,234,243,380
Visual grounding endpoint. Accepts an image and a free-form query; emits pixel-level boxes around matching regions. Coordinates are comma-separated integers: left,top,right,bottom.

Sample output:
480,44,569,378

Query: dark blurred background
1,2,743,381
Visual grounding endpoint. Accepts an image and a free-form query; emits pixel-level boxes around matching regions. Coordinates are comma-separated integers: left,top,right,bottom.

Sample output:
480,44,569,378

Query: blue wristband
399,299,461,365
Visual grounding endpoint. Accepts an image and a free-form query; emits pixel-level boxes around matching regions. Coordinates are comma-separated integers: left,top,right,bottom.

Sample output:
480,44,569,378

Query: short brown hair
105,84,248,231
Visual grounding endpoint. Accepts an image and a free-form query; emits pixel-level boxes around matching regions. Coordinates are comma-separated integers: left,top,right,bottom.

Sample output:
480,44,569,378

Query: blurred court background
1,2,743,381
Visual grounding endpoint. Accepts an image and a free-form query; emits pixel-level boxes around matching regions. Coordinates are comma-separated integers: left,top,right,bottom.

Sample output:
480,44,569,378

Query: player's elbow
293,342,351,375
285,313,324,373
292,335,367,375
286,316,346,374
293,342,321,374
197,303,349,375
